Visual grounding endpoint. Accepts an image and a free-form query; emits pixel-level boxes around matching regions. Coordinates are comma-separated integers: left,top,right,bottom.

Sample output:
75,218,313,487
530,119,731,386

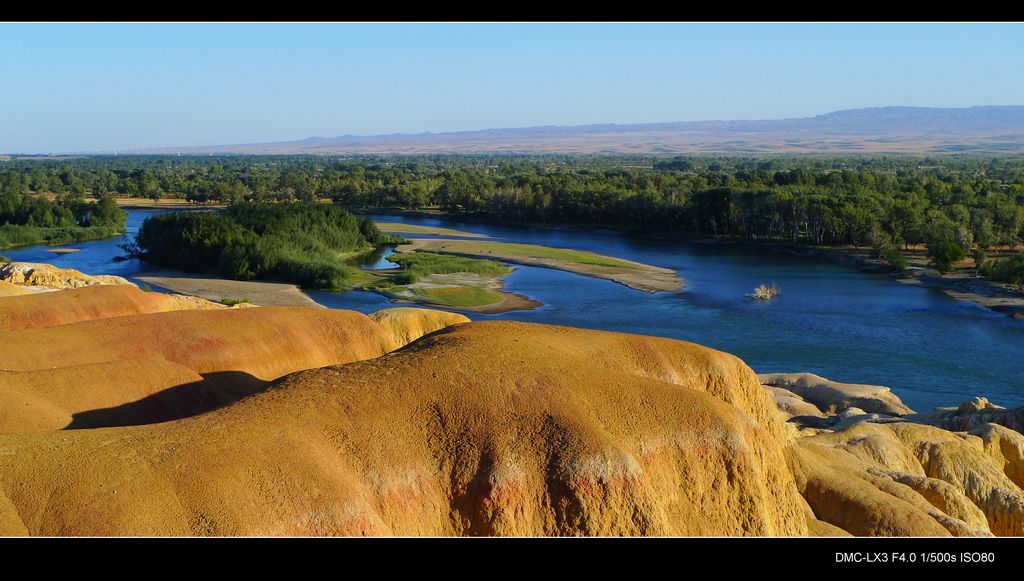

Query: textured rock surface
0,280,35,297
0,307,399,436
0,360,205,433
911,398,1024,435
0,306,394,383
766,386,826,419
0,262,132,290
367,307,471,351
760,372,915,416
0,284,236,331
0,321,809,536
790,420,1024,536
762,372,1024,537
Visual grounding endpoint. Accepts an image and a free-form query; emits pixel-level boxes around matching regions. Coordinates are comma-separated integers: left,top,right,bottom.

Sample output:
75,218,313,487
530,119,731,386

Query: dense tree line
4,154,1024,278
0,187,126,249
128,203,399,288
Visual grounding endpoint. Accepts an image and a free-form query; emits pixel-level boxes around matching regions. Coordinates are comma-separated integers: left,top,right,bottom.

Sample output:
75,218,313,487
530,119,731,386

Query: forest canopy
3,153,1024,277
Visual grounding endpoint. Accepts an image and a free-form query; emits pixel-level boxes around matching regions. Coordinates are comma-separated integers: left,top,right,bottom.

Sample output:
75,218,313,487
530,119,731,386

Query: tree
927,239,966,275
982,254,1024,289
973,249,987,276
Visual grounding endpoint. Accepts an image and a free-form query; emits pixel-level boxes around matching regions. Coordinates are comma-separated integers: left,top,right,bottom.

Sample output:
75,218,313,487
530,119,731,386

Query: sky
2,22,1023,153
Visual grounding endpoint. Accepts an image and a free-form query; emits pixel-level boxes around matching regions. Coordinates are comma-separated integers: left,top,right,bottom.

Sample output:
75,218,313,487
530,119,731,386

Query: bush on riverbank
880,246,907,271
131,203,393,288
0,192,128,250
980,254,1024,289
0,224,124,250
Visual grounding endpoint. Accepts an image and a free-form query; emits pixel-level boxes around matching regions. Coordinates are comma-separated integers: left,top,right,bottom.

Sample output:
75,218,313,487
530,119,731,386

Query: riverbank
702,238,1024,320
899,269,1024,320
135,268,323,308
0,224,125,252
114,197,226,209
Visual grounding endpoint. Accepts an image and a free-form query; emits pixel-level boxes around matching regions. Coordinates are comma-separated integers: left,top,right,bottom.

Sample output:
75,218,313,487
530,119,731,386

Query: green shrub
927,239,966,275
880,246,907,271
985,254,1024,289
220,297,251,306
973,249,987,271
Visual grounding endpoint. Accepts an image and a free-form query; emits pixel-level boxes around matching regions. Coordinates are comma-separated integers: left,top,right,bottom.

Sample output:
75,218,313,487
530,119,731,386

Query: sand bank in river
898,269,1024,320
136,268,323,308
396,238,683,293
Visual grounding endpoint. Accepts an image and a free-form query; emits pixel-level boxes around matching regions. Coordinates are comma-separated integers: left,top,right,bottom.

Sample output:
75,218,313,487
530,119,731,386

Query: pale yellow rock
0,320,810,536
0,262,133,290
760,372,914,415
869,469,991,531
0,280,35,297
0,284,235,331
788,441,988,536
971,423,1024,489
792,421,1024,536
911,399,1024,434
765,386,825,419
367,307,470,351
887,422,1024,536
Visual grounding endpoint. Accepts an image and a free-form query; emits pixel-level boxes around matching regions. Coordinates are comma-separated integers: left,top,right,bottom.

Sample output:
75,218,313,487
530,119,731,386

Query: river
4,208,1023,411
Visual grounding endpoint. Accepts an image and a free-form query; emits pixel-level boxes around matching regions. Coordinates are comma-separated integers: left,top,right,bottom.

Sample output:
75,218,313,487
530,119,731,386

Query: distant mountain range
131,106,1024,156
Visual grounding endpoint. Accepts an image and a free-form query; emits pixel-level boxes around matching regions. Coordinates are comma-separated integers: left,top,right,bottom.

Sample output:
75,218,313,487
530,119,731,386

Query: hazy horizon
3,22,1024,153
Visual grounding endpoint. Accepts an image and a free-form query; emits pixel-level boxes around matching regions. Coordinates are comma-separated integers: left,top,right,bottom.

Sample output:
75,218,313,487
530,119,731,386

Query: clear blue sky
2,22,1023,153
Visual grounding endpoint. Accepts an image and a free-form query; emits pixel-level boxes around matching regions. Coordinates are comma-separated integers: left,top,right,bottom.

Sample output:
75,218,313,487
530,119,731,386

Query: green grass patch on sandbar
419,240,636,268
409,285,503,307
388,251,512,285
220,297,252,306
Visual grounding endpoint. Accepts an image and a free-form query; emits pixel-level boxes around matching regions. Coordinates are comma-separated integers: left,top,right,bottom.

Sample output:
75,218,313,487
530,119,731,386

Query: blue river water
4,209,1023,411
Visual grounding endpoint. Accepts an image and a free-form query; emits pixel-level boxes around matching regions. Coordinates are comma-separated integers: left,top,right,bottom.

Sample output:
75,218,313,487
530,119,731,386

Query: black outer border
1,536,1020,573
2,15,1021,570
